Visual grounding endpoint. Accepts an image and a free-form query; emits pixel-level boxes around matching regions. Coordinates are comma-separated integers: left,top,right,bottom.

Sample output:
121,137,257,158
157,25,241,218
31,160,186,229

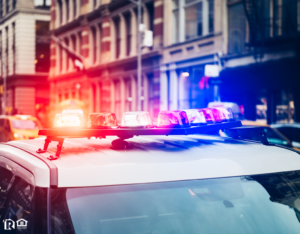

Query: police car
1,108,300,233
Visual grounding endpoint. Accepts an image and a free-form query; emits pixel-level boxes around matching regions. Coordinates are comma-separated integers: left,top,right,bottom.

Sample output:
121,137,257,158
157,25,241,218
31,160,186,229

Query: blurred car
271,123,300,148
0,115,42,142
208,102,243,119
216,120,299,150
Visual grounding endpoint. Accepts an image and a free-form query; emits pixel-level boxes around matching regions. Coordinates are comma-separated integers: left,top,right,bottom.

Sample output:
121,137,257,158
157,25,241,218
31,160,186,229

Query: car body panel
0,143,50,187
4,135,300,188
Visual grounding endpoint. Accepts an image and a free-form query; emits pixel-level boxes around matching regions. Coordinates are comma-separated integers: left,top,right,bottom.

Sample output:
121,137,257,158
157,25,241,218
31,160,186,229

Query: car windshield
11,119,39,129
51,171,300,234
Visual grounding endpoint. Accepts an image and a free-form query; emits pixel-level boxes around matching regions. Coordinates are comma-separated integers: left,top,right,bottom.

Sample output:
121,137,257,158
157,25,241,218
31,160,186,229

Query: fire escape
243,0,300,60
243,0,265,61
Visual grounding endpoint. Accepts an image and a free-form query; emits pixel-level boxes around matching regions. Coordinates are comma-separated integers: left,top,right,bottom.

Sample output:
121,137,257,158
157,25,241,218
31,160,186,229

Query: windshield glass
11,119,39,129
51,171,300,234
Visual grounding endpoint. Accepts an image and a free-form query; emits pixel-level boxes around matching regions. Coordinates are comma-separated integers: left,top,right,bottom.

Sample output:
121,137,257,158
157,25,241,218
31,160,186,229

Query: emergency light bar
37,107,242,160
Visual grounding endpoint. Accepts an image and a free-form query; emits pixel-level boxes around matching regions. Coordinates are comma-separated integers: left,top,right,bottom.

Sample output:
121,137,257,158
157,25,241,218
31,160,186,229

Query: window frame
172,0,213,44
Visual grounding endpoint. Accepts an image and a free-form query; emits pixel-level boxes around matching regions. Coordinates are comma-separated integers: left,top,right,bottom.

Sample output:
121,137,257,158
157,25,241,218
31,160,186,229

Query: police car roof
2,135,300,188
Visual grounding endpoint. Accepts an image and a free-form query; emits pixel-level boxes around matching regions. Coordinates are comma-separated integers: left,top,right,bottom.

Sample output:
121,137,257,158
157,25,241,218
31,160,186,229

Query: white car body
2,135,300,188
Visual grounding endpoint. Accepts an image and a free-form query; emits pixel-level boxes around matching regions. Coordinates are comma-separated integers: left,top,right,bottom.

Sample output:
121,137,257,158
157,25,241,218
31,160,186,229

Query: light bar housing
53,113,83,128
215,107,235,121
120,111,153,128
184,109,207,126
87,112,117,129
157,110,190,128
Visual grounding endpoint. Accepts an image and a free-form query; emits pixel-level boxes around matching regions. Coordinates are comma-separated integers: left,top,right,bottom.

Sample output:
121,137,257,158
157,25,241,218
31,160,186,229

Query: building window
6,0,9,13
5,26,8,75
12,0,16,9
12,22,15,74
71,34,76,69
34,0,51,8
93,0,97,8
114,80,121,119
228,2,246,54
208,0,213,33
0,0,2,17
66,0,69,22
35,21,50,72
91,26,97,64
64,38,69,71
125,79,132,111
78,32,81,55
58,0,62,25
172,0,214,43
73,0,76,18
0,31,2,77
185,1,203,40
98,24,102,60
114,16,121,59
172,0,179,43
59,45,63,72
124,12,131,56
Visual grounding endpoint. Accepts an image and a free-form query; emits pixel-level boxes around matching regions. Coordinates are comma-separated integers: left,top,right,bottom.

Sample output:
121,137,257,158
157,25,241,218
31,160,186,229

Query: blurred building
49,0,300,124
49,0,162,120
220,0,300,124
49,0,223,120
0,0,50,116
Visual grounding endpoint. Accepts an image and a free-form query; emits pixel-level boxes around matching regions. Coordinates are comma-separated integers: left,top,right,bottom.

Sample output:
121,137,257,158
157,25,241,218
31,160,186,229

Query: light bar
215,107,235,121
53,113,83,128
120,111,153,128
87,112,118,128
184,109,207,126
198,108,215,124
157,110,190,128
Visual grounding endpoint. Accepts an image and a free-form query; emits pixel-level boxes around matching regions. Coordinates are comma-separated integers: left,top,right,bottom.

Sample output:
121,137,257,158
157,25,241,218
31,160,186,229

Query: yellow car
0,115,42,142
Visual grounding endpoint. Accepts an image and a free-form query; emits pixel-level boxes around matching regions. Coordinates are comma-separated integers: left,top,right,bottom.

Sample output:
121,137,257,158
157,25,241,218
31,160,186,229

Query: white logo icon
16,219,28,229
4,219,15,230
4,219,28,230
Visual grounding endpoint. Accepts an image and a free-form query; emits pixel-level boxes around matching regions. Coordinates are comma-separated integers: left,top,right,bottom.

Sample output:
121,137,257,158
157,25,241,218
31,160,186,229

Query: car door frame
0,155,49,233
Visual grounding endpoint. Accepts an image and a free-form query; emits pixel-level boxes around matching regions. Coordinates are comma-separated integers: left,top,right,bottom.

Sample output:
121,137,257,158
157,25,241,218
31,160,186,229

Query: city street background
0,0,299,128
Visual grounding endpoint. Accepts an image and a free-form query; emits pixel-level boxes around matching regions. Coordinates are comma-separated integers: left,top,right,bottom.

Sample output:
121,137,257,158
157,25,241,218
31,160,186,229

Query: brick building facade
0,0,50,117
50,0,300,124
49,0,164,121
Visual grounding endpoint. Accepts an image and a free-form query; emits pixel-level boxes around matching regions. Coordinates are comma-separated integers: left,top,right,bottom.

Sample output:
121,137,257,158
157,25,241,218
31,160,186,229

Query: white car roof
2,135,300,188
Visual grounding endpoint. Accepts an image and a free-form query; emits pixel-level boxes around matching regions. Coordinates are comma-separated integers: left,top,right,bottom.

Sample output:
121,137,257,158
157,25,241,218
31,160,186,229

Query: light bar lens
157,111,190,128
215,107,235,121
184,109,207,126
53,113,83,128
198,108,215,123
87,112,117,128
120,111,153,128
